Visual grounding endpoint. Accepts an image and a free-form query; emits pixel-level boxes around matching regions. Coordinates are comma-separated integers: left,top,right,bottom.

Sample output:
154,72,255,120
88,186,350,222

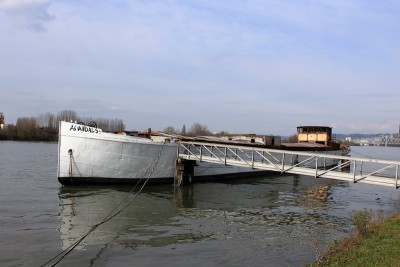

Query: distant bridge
355,136,400,146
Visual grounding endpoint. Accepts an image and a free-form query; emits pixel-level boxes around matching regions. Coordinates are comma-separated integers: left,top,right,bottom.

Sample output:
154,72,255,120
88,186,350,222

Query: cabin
297,126,332,146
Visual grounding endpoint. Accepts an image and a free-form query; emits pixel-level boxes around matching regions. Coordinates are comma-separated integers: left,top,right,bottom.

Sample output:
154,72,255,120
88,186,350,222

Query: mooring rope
41,144,165,267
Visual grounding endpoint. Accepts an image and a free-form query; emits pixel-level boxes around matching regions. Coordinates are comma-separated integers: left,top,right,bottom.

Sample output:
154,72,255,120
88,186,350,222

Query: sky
0,0,399,135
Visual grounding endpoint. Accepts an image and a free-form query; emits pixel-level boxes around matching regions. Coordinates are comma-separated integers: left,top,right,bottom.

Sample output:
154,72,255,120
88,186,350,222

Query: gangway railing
177,141,400,188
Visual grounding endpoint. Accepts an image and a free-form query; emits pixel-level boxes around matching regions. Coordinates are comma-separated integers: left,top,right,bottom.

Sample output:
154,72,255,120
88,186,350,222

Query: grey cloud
0,0,54,31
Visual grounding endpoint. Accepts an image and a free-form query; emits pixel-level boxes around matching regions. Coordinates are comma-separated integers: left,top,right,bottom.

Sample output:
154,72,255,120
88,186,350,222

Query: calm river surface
1,142,400,267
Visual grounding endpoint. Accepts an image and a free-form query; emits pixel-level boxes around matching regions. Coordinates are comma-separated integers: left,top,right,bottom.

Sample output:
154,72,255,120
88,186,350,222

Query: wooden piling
174,159,196,186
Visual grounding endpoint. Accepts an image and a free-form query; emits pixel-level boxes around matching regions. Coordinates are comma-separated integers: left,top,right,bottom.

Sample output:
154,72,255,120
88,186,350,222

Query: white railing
177,141,400,188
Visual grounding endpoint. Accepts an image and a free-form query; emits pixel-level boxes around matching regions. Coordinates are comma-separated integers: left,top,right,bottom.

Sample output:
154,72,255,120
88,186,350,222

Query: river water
0,142,399,267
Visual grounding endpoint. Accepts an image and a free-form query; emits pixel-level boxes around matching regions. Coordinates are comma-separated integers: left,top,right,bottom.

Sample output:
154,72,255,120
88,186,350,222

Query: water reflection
59,185,182,250
56,172,400,266
58,174,349,264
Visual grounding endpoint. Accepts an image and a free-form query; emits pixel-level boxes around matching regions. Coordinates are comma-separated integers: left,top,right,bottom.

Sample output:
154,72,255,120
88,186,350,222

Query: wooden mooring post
174,159,196,186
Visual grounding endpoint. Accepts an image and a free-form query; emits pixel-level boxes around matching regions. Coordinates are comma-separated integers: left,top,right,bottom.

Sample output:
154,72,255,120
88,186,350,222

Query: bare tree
187,122,212,136
37,112,52,128
57,110,78,123
35,112,59,129
48,113,56,129
16,117,38,140
77,116,125,132
163,126,178,134
98,118,125,132
286,134,298,143
2,110,126,140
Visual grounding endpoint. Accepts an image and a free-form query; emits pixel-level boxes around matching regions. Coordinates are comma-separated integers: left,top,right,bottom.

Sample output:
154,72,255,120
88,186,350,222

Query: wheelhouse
297,126,332,146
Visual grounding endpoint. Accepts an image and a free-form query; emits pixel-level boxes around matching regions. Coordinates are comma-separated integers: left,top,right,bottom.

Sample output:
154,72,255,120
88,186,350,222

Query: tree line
162,123,298,142
0,110,125,141
163,123,217,137
0,110,298,142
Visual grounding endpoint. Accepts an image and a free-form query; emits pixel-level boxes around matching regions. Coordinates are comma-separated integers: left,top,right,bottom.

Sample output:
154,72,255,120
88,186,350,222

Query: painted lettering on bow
69,125,102,134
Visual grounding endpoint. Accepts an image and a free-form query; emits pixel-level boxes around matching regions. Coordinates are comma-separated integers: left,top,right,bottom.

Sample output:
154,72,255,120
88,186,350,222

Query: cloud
1,0,400,135
0,0,54,31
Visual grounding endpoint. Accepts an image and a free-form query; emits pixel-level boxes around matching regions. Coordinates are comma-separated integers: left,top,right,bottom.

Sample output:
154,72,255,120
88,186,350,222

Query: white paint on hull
58,122,177,179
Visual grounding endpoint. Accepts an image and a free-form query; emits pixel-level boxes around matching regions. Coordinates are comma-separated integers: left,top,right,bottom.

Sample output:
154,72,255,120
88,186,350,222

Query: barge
57,122,349,185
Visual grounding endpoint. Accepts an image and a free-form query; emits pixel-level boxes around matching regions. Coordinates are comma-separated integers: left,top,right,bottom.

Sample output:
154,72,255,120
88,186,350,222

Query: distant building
345,137,352,142
0,112,4,130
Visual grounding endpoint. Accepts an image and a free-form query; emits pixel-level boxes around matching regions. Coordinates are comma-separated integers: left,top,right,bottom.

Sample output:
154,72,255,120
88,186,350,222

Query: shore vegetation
308,209,400,266
0,110,125,142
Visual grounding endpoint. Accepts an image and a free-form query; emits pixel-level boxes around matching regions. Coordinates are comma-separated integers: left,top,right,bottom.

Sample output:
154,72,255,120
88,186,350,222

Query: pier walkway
177,141,400,188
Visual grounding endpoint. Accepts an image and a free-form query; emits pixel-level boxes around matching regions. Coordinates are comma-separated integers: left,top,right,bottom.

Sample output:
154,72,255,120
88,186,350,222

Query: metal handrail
177,141,400,188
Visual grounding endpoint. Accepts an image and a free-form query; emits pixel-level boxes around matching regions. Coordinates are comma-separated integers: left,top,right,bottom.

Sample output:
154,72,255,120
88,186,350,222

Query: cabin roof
297,126,331,129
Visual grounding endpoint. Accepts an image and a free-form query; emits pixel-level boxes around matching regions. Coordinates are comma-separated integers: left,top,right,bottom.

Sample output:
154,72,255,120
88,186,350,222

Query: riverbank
307,211,400,266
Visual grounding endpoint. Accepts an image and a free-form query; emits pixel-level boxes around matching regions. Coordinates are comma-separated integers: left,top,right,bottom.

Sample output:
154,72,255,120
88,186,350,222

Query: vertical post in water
281,153,285,173
315,157,319,178
251,150,254,169
224,147,227,165
395,164,399,188
360,161,363,175
353,161,357,182
199,145,202,161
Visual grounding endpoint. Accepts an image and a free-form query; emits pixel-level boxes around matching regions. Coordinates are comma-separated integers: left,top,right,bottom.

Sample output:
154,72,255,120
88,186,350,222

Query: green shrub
350,209,372,236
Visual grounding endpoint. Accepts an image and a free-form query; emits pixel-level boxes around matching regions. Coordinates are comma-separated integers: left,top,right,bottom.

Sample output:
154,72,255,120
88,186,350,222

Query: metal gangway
177,141,400,188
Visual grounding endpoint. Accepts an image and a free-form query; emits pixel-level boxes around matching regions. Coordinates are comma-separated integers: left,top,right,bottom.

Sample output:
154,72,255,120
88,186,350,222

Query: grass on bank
308,210,400,267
